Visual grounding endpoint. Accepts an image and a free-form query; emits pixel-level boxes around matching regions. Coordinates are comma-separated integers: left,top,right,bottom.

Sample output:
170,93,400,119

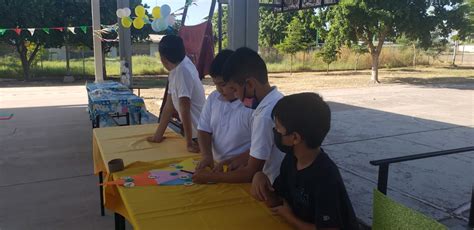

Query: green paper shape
372,189,447,230
80,26,87,34
42,28,50,34
0,29,6,36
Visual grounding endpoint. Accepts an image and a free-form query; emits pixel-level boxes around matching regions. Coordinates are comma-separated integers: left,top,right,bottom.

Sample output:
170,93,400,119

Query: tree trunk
65,41,71,76
290,55,293,75
451,41,458,66
370,52,380,83
303,51,306,67
355,54,360,72
327,63,329,74
16,42,30,80
413,43,416,68
102,48,107,80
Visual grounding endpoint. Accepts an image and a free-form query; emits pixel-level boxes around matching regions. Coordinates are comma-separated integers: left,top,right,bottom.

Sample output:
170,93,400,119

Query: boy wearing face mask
195,50,253,172
192,47,285,184
251,93,358,230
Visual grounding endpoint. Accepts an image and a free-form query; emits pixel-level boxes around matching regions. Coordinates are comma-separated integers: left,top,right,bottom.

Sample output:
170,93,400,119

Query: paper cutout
28,28,35,36
14,28,21,35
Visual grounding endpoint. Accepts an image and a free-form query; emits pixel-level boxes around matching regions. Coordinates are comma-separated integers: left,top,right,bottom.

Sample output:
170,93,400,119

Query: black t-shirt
272,149,359,230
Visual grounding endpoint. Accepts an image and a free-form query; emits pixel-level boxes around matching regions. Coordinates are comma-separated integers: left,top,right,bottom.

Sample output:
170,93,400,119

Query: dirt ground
135,66,474,116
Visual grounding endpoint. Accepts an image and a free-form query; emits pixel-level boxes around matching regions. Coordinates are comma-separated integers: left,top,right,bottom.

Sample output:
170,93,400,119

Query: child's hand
271,200,292,219
187,141,200,153
196,157,214,170
147,135,166,143
192,169,213,184
214,154,248,172
251,172,274,201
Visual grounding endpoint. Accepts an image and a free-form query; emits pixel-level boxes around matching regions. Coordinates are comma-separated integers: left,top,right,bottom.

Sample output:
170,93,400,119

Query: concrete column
91,0,104,82
228,0,259,51
117,0,133,87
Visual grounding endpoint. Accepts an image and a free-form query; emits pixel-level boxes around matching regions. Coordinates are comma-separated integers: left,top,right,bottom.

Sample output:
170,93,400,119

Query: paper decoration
53,27,64,32
42,28,50,34
14,28,22,35
0,29,6,36
27,28,35,36
67,27,76,34
80,26,87,34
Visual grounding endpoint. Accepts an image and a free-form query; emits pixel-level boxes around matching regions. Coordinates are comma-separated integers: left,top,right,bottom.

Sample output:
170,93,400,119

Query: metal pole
377,164,389,195
91,0,104,82
218,2,223,52
469,186,473,227
182,0,189,26
117,0,132,88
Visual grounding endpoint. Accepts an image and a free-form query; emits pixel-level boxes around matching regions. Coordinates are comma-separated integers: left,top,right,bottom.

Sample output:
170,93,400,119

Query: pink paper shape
150,170,189,184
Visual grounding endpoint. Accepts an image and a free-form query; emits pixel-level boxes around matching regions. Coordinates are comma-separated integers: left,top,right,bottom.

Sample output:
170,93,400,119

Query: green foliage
276,17,306,55
259,9,295,48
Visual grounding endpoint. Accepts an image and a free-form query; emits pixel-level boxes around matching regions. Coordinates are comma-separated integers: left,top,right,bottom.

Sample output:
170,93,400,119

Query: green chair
372,189,447,230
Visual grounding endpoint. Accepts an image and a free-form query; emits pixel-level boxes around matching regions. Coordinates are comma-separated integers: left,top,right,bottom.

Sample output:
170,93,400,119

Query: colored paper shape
27,28,35,36
14,28,21,35
43,28,50,34
67,27,76,34
80,26,87,34
0,29,6,36
53,27,64,32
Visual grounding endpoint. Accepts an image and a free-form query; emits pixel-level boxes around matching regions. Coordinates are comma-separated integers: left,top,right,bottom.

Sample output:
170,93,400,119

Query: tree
351,43,368,71
317,43,338,74
296,9,318,65
276,17,306,73
396,34,421,68
0,0,148,80
259,9,294,48
212,5,229,49
319,0,470,83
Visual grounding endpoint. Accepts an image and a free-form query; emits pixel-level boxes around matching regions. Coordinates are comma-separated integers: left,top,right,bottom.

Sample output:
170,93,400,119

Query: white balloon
168,15,176,26
116,9,125,18
123,8,131,17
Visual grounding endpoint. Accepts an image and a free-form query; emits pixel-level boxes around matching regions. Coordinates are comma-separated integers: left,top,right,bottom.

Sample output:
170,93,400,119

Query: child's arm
213,150,250,172
179,97,199,153
193,156,265,183
272,201,318,230
197,130,213,169
148,94,174,143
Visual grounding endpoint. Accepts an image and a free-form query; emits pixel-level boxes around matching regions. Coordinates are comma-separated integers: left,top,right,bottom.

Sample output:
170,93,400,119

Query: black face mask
273,128,293,154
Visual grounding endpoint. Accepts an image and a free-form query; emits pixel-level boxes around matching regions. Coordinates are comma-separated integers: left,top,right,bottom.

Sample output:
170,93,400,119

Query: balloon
152,7,161,19
143,15,150,24
121,17,132,28
157,16,169,31
116,9,125,18
133,17,145,29
151,20,160,32
123,8,131,17
160,4,171,16
135,5,146,17
168,15,176,26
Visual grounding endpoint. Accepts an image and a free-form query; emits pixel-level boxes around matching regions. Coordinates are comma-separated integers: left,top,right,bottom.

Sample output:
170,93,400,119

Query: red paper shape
14,28,21,35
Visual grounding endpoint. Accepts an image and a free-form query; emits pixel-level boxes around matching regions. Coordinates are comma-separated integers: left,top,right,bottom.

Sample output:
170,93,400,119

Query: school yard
0,66,473,229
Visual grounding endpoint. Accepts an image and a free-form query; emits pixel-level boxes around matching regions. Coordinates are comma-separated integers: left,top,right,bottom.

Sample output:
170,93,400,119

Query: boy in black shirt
251,93,359,230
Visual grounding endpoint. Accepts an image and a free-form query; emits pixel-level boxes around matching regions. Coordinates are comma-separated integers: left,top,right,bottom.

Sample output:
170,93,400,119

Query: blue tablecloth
86,81,148,127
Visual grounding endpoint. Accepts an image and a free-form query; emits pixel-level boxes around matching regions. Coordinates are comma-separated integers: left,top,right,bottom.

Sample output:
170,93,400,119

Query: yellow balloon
152,7,161,19
135,5,146,17
133,18,145,29
121,17,132,28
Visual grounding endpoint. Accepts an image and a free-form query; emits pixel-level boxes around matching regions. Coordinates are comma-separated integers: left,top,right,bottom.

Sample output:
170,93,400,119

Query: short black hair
209,49,234,78
159,35,186,64
272,93,331,149
222,47,268,85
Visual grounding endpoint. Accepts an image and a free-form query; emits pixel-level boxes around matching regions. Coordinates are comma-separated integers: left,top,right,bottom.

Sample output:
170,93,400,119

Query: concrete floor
0,82,472,229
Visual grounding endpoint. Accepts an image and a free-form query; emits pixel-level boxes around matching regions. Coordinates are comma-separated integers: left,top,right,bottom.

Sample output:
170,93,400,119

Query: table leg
99,172,105,216
115,213,126,230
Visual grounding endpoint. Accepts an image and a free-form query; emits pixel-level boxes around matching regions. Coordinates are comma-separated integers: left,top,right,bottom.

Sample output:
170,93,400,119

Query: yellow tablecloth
93,124,197,176
111,158,292,230
92,124,198,218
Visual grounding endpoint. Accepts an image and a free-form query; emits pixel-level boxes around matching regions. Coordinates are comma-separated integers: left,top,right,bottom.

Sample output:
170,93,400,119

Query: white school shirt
250,87,285,183
168,56,206,138
198,91,253,162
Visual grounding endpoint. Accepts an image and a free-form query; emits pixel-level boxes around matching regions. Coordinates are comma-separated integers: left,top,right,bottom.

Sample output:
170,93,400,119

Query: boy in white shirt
196,50,253,171
193,47,285,183
147,35,206,153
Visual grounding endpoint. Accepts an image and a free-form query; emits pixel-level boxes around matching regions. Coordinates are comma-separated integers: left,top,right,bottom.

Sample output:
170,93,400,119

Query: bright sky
142,0,213,26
